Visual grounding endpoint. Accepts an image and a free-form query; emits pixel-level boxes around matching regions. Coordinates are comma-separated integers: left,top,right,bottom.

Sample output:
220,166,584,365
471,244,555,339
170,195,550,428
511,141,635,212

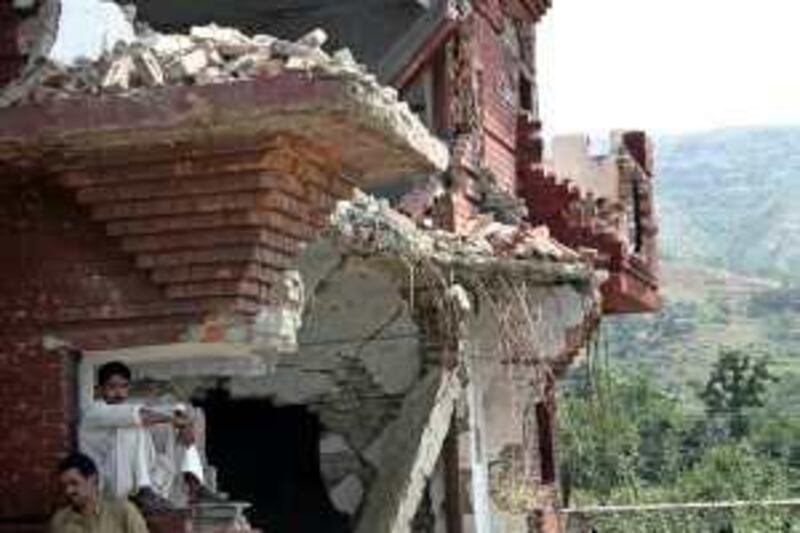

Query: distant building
0,1,659,532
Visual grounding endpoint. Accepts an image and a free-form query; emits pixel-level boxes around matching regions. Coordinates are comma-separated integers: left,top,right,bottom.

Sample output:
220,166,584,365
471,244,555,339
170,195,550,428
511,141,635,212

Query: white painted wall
550,134,621,201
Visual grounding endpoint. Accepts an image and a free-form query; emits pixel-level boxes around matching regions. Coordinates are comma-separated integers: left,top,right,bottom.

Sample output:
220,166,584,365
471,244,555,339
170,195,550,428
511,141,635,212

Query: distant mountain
656,126,800,282
604,126,800,400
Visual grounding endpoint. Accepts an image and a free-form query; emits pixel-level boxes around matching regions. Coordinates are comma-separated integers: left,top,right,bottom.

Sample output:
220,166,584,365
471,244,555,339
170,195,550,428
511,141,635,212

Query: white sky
50,0,133,62
51,0,800,135
538,0,800,134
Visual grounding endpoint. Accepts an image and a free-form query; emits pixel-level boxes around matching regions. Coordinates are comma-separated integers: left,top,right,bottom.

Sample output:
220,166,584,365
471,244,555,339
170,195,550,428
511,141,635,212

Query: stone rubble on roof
331,191,584,271
2,19,450,171
7,22,393,107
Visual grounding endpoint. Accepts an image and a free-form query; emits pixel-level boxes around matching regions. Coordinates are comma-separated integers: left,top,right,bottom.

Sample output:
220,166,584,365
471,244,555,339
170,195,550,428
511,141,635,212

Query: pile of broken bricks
3,21,451,168
9,23,394,104
331,192,583,268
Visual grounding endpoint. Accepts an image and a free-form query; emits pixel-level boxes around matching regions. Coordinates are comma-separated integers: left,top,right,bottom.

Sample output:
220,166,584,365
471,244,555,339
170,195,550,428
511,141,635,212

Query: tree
699,347,777,440
558,368,686,502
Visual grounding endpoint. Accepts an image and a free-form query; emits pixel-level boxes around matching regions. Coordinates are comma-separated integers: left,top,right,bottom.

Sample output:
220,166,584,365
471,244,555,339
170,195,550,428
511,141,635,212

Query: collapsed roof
114,0,432,70
0,21,450,181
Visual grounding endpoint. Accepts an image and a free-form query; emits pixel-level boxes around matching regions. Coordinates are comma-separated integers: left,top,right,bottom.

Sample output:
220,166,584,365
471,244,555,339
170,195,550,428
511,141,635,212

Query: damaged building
0,1,659,532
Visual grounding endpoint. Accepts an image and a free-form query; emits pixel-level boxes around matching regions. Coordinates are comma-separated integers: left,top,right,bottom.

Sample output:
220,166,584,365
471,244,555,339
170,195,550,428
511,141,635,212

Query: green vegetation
558,348,800,531
606,126,800,400
556,126,800,530
657,127,800,282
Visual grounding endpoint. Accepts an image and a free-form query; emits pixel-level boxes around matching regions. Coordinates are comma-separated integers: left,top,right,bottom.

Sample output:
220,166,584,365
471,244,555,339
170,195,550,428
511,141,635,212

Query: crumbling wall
216,240,456,529
458,279,598,531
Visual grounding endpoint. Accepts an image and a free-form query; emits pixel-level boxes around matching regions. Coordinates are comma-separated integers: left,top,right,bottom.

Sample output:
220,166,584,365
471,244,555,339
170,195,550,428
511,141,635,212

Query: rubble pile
331,192,583,269
3,20,450,168
7,23,391,105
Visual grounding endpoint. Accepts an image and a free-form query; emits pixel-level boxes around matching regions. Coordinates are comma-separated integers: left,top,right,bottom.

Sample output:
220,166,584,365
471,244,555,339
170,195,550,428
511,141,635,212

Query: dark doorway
199,393,350,532
536,401,556,484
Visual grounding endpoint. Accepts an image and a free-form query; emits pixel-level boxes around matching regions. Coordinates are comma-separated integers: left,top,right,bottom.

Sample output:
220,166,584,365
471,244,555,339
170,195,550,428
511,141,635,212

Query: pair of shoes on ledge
130,487,178,514
131,483,229,515
190,483,229,504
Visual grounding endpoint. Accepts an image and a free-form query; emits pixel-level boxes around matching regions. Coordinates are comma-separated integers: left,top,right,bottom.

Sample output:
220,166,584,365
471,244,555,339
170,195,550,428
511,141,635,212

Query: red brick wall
0,336,70,522
474,11,520,193
0,143,353,520
0,3,23,88
0,173,171,520
56,139,349,316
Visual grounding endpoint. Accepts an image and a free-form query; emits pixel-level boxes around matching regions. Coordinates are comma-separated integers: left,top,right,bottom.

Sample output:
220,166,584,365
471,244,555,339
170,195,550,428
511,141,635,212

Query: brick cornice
0,73,448,184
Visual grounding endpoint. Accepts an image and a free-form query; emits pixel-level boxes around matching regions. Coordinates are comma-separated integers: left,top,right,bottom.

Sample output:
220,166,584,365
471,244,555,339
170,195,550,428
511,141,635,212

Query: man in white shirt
80,361,217,512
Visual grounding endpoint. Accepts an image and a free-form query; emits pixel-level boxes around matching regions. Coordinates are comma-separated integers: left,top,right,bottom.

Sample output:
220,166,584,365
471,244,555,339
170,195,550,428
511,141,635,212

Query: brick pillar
621,130,652,176
0,335,75,520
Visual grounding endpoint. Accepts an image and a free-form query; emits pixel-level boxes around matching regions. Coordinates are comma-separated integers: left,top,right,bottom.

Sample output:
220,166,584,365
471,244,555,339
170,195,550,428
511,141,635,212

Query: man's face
59,468,96,513
99,374,130,404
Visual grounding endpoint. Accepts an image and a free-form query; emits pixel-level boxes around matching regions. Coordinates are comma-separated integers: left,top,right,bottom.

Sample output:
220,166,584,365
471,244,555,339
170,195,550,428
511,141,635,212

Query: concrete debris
166,47,212,78
190,24,254,56
101,55,135,91
397,175,446,225
332,48,357,66
6,22,381,107
331,192,584,271
297,28,329,49
285,55,317,71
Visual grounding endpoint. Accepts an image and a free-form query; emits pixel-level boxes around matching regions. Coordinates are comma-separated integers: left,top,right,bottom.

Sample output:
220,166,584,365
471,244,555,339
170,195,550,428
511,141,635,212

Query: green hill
657,126,800,282
605,126,800,399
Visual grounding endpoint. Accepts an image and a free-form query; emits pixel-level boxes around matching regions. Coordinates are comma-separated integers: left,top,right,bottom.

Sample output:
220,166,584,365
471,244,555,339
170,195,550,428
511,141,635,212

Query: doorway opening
200,392,350,532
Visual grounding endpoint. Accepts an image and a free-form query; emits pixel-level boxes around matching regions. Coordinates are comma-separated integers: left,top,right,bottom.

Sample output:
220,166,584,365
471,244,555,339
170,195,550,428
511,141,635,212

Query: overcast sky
50,0,133,62
51,0,800,135
537,0,800,134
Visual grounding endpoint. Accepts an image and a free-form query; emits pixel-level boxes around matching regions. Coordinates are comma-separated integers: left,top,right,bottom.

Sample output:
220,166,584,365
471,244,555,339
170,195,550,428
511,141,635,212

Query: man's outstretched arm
83,403,183,429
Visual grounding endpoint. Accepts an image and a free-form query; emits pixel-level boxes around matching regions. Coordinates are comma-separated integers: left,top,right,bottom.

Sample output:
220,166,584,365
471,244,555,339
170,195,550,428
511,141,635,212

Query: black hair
97,361,131,386
57,452,98,479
